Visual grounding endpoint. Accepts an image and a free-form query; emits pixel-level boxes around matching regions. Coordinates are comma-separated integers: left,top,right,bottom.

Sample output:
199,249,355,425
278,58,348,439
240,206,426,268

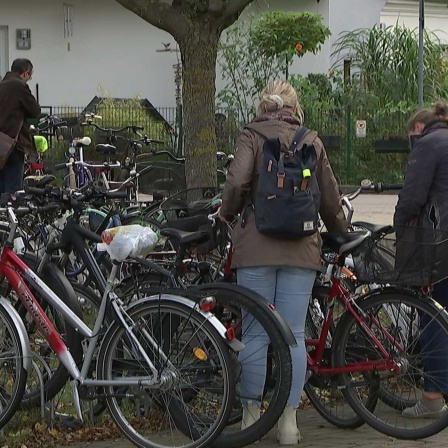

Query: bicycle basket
137,162,186,198
352,226,448,286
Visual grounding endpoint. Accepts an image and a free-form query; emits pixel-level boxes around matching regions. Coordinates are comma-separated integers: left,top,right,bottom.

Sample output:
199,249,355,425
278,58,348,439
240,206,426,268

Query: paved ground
57,407,448,448
58,193,448,448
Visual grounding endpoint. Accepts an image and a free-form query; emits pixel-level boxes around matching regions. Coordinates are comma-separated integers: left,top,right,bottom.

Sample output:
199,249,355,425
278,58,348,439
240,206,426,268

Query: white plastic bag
97,225,158,262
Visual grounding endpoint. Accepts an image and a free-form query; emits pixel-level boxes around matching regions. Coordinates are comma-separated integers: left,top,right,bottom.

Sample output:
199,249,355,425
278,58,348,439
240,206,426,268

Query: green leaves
217,16,284,123
216,11,331,122
250,11,331,63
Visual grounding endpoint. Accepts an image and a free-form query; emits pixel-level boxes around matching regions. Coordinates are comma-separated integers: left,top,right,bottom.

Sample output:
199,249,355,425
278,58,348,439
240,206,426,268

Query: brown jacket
0,72,41,158
221,115,347,270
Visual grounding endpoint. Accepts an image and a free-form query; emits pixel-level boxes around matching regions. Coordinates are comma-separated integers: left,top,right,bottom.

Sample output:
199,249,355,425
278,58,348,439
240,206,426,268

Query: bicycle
13,181,296,448
0,197,241,447
303,217,448,439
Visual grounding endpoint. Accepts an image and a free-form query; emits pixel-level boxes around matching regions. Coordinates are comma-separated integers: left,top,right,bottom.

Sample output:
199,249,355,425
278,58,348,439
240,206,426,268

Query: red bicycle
303,228,448,440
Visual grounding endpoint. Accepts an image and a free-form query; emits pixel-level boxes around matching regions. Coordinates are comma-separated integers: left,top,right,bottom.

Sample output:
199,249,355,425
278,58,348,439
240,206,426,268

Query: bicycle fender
0,297,32,372
125,293,245,352
194,283,298,348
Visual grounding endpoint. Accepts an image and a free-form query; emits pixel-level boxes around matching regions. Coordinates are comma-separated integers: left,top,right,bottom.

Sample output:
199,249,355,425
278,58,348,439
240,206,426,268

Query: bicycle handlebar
54,160,121,170
81,121,143,134
339,179,403,225
360,179,403,193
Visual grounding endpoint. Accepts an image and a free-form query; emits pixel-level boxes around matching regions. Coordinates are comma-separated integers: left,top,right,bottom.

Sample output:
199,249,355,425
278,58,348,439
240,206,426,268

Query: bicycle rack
32,351,55,426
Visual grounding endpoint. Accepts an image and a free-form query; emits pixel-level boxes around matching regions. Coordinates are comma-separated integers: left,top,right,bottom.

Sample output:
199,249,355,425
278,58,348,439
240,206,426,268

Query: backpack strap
278,127,309,188
287,126,309,154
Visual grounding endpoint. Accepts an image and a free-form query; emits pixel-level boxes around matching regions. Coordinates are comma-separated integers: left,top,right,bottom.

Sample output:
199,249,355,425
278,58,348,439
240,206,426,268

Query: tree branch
221,0,254,21
115,0,188,38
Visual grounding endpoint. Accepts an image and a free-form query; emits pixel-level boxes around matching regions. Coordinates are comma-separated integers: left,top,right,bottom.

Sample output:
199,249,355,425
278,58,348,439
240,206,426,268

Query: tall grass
331,24,448,107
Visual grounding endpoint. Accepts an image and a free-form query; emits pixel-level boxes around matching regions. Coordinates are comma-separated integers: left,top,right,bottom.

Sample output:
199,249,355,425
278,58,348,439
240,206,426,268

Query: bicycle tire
192,283,292,448
96,299,236,448
118,274,293,448
0,303,28,429
333,290,448,439
17,255,84,409
304,286,372,429
357,286,421,412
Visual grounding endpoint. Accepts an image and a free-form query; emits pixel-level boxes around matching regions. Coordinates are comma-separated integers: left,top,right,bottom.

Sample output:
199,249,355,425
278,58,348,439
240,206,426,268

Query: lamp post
418,0,424,107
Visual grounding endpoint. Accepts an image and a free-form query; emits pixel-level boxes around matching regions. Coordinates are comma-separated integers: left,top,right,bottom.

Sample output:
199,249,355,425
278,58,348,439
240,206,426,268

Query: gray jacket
394,121,448,232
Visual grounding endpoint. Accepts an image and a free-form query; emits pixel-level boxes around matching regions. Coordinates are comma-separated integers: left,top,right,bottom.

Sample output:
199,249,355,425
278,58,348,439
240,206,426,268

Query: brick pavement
59,194,444,448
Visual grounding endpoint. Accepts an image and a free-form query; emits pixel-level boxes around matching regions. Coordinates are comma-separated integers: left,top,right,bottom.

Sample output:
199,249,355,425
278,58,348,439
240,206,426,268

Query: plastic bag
97,225,158,262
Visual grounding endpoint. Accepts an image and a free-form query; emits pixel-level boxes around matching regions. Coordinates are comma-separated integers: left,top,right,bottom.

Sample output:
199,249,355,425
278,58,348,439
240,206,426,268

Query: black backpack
245,125,321,239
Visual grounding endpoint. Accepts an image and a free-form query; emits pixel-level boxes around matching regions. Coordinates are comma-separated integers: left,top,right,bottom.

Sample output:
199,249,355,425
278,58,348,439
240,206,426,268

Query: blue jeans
420,277,448,392
0,150,24,194
237,265,316,408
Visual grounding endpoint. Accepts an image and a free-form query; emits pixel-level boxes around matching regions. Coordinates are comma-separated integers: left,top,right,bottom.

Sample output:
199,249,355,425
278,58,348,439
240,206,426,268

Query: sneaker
402,398,448,419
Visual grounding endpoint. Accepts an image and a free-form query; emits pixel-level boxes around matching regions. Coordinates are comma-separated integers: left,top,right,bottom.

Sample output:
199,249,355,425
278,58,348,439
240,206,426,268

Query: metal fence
37,104,412,185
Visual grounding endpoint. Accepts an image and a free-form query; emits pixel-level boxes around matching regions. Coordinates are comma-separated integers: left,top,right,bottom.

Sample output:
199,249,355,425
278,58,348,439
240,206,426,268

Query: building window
64,4,74,38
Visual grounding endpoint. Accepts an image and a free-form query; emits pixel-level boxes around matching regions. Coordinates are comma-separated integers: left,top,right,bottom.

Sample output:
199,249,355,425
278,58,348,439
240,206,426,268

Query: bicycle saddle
321,231,370,256
23,175,56,188
108,181,134,190
160,228,210,246
162,215,210,233
352,221,393,235
96,144,117,154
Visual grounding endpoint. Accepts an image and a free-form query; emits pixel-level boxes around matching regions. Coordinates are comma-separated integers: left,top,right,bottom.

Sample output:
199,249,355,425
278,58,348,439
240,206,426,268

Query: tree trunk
178,23,219,189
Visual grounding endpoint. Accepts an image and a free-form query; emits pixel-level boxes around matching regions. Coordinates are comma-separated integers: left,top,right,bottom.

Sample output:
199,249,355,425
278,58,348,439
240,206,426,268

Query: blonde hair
256,80,304,123
407,100,448,133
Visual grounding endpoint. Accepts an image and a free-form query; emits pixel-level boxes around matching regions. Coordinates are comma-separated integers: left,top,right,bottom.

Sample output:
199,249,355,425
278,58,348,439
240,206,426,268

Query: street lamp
418,0,424,107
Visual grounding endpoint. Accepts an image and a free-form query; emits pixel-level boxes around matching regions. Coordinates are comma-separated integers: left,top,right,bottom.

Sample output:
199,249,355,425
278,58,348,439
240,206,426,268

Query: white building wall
329,0,387,64
0,0,177,107
380,1,448,43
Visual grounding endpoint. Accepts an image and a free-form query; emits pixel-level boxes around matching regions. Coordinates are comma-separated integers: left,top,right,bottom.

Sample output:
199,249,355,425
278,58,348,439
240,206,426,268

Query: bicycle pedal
71,380,83,423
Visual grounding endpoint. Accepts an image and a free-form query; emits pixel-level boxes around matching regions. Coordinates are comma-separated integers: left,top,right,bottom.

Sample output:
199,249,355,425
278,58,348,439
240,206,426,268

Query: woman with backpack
220,80,347,445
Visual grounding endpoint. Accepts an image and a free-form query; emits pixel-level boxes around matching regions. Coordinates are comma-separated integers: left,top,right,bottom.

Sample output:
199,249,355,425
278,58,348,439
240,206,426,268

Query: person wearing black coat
395,101,448,419
0,58,40,194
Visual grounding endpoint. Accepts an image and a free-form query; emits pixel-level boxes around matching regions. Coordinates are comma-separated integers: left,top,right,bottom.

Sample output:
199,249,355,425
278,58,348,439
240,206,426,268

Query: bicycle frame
306,272,404,376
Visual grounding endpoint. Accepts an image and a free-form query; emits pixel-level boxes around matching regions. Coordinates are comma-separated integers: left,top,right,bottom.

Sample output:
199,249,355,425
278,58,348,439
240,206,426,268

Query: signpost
356,120,367,138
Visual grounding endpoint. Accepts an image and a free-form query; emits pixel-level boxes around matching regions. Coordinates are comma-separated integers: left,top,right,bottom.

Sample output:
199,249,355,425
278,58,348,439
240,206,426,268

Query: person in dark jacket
220,80,347,444
0,58,41,194
395,101,448,418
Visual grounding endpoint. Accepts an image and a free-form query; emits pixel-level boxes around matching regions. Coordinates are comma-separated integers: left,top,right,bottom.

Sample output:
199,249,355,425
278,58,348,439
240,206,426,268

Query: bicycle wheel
96,299,236,448
16,255,84,409
192,284,292,448
333,290,448,439
119,275,293,448
0,304,28,429
304,286,373,429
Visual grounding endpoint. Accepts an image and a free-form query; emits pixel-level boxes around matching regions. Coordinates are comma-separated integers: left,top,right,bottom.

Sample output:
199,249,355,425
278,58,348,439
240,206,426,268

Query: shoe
241,403,260,429
402,398,448,419
277,406,302,445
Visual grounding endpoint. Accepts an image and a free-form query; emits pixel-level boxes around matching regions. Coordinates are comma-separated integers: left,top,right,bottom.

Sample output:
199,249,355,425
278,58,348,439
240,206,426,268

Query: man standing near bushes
0,58,41,194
